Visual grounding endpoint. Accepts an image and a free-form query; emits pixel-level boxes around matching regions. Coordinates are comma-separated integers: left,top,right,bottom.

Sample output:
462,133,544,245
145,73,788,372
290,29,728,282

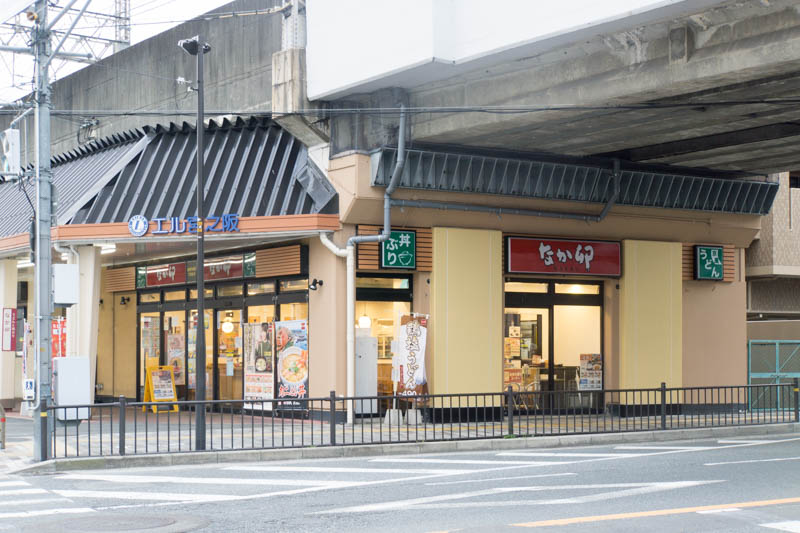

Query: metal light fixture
119,296,130,306
309,278,323,291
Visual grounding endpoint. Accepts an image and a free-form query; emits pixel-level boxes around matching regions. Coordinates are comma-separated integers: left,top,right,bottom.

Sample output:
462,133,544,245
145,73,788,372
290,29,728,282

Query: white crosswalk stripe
761,522,800,532
0,475,90,520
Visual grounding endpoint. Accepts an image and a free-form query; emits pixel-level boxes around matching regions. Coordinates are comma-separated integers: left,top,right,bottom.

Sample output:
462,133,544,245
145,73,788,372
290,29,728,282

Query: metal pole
660,382,667,430
194,35,207,451
32,0,54,463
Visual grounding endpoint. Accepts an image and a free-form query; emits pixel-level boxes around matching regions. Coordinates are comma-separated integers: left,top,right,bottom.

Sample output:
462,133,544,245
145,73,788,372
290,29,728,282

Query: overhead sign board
381,230,416,269
694,245,724,281
507,237,621,277
127,214,241,237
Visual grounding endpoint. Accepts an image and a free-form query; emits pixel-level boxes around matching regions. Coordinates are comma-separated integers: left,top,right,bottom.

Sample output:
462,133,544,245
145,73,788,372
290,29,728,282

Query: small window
554,283,600,295
356,277,410,289
279,279,308,292
139,292,160,303
505,282,547,293
790,175,800,189
247,281,275,296
189,288,214,300
164,290,185,301
217,284,243,297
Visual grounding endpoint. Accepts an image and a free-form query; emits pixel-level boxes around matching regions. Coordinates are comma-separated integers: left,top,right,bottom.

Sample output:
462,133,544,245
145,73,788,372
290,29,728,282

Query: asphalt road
2,435,800,532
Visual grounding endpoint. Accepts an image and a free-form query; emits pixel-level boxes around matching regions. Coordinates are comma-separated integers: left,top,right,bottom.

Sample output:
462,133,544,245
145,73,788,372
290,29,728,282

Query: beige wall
113,291,137,398
619,240,682,388
603,279,620,389
96,283,114,397
431,227,503,394
0,259,17,403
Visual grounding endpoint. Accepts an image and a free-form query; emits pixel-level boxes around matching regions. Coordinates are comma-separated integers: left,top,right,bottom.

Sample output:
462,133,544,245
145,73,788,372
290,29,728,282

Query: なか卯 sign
507,237,621,277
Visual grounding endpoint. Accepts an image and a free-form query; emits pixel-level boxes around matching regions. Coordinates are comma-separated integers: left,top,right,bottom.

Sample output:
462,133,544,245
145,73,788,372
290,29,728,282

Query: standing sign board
578,354,602,390
694,245,724,280
243,322,274,409
142,366,178,412
275,320,309,408
396,314,428,396
381,230,416,269
1,308,16,351
507,237,621,277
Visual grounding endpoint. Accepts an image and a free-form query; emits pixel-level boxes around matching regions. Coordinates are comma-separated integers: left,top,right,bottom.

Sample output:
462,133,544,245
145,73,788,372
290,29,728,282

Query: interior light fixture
222,317,234,334
357,315,372,328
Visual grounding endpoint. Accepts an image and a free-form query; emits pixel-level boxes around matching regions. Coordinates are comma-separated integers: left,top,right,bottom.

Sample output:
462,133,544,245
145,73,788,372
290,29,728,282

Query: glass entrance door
139,312,161,400
188,309,213,400
217,309,243,401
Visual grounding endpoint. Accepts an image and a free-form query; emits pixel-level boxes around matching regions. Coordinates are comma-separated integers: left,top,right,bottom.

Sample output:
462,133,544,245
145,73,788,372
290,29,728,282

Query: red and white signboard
51,318,67,358
507,237,621,277
146,262,187,287
2,308,17,351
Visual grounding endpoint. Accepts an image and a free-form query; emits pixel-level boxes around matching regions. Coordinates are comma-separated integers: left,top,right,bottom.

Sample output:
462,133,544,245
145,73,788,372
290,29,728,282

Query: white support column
65,246,101,402
0,259,18,403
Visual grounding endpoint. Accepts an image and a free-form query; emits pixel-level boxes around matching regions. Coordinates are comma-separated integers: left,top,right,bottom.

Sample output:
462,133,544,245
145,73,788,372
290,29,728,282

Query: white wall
307,0,725,99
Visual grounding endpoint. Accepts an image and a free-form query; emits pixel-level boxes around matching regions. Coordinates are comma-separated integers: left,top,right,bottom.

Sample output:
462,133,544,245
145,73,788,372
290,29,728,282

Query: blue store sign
127,214,241,237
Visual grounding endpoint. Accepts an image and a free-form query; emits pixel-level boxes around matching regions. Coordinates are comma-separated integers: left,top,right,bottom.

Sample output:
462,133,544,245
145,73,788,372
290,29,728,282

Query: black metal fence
43,381,800,460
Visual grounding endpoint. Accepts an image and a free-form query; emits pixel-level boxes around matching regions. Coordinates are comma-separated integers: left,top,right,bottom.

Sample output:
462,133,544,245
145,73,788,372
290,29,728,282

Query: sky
0,0,232,104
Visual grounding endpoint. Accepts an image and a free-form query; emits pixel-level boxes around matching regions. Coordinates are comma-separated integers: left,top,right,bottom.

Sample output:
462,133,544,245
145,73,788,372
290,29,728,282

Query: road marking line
0,508,95,519
696,508,741,514
614,446,712,451
760,521,800,532
718,439,774,444
705,456,800,466
497,452,631,458
224,465,474,475
53,489,242,502
0,488,48,496
0,481,28,488
511,496,800,527
426,473,577,486
1,498,74,507
370,458,563,466
59,473,354,487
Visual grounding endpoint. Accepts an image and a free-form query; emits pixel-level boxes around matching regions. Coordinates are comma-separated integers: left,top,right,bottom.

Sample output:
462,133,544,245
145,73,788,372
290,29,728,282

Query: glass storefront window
189,288,214,300
503,307,549,394
355,300,411,398
279,302,308,321
505,282,547,293
554,283,600,295
188,309,213,400
139,312,161,396
248,305,275,324
165,290,185,301
248,281,275,296
164,311,187,394
217,309,243,401
140,292,160,303
279,279,308,292
356,277,410,289
217,284,244,297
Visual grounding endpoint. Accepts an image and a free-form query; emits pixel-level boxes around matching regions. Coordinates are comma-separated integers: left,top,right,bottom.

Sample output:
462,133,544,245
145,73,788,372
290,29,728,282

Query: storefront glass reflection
139,312,160,397
217,309,242,401
188,309,213,400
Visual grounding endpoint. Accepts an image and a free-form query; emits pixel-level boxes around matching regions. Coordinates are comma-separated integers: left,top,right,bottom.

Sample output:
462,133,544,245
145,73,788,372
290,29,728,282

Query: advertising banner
396,315,428,396
2,307,16,351
275,320,308,406
507,237,621,276
145,262,187,287
579,353,602,390
51,318,66,357
167,333,185,386
243,323,274,408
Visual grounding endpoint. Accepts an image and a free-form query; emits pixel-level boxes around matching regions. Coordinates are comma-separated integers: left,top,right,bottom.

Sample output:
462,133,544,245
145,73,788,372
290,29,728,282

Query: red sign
507,237,621,276
2,308,16,352
146,262,187,287
51,318,67,357
204,256,243,281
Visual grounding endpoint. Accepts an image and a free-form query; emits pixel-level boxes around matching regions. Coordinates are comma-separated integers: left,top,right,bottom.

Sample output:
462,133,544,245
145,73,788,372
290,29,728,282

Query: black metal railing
44,380,799,460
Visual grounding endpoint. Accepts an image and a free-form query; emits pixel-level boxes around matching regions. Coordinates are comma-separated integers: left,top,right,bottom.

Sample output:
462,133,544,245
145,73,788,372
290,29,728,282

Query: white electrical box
53,357,91,421
53,264,79,306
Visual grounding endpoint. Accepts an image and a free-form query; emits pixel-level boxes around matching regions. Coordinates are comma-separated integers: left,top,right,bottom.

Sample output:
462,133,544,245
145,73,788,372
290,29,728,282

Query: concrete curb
13,422,799,475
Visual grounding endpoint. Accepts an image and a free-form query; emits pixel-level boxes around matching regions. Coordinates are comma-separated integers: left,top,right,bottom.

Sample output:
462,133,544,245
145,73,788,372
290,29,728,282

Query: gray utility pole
179,34,210,451
32,0,54,462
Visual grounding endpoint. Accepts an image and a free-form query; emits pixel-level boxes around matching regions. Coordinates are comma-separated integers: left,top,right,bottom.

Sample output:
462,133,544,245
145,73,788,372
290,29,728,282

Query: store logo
128,215,149,237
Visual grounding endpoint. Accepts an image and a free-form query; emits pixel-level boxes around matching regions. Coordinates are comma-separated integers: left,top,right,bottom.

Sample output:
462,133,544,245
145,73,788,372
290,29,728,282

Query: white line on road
0,481,28,488
0,488,48,496
370,458,565,466
1,498,74,507
614,446,712,451
52,489,242,502
706,456,800,466
496,452,631,458
0,508,95,519
696,508,741,514
224,465,475,475
59,473,356,488
425,473,577,486
760,521,800,532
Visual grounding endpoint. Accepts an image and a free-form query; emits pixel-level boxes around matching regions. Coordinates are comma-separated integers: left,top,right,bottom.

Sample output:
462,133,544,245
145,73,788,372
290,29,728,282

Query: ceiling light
358,315,372,328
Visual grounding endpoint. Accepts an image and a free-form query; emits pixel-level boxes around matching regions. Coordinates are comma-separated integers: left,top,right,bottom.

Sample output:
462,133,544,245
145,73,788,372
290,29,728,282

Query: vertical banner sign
243,323,274,409
275,320,309,407
381,230,416,269
1,308,16,351
396,315,428,396
51,317,66,357
166,333,185,386
579,354,602,391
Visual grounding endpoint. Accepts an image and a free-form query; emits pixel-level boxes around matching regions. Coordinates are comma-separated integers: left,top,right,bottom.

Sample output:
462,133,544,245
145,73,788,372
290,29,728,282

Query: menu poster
167,334,185,386
579,353,602,391
275,320,309,407
142,365,178,413
396,315,428,396
243,323,274,408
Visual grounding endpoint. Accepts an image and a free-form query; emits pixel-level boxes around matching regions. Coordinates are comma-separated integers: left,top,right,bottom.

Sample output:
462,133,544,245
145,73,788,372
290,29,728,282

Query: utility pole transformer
32,0,54,462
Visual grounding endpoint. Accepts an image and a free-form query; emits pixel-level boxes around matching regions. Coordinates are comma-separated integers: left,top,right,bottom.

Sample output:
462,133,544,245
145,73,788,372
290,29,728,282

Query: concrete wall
748,173,800,277
619,240,682,388
431,227,503,395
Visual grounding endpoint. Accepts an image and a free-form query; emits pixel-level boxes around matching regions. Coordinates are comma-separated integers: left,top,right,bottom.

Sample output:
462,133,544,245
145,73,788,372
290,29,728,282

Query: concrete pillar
0,259,18,403
64,246,101,402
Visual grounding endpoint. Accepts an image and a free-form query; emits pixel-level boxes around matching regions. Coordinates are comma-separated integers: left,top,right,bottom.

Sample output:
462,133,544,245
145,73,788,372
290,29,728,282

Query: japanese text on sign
695,245,724,281
128,213,240,237
507,237,621,276
381,230,416,269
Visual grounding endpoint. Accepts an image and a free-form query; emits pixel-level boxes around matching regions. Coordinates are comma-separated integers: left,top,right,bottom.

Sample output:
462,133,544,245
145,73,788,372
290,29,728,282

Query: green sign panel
136,267,146,289
695,245,723,281
381,230,416,269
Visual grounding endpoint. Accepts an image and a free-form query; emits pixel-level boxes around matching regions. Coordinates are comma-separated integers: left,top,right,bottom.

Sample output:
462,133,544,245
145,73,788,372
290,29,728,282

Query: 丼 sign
694,245,724,281
381,230,416,269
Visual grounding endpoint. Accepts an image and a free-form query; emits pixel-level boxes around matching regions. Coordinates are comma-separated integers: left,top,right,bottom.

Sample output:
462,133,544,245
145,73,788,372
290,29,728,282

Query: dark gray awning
371,146,778,216
67,117,337,225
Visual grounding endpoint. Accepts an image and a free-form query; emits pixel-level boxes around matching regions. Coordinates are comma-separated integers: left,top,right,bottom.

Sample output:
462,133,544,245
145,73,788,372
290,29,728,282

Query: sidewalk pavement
0,411,34,474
